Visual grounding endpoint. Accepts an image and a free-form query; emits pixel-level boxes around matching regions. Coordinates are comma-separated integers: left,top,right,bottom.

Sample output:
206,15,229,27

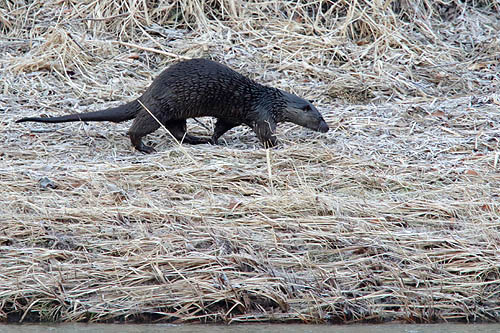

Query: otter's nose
318,120,329,133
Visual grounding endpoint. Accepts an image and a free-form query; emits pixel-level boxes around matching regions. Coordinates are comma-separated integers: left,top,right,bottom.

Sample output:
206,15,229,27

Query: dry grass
1,0,500,324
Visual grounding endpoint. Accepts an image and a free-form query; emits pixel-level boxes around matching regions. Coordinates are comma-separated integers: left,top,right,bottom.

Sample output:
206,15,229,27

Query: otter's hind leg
166,119,210,144
128,111,160,153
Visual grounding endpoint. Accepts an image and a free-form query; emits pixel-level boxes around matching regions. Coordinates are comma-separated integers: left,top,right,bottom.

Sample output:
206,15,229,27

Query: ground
1,0,499,324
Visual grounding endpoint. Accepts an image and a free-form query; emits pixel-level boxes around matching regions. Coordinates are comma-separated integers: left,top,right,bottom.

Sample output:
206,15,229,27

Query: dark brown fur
17,58,329,153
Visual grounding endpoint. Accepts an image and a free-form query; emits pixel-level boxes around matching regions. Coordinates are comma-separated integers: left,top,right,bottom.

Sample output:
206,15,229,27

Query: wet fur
17,58,329,153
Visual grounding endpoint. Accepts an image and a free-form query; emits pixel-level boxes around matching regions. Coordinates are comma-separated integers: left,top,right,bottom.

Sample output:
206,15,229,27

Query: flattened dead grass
1,0,500,324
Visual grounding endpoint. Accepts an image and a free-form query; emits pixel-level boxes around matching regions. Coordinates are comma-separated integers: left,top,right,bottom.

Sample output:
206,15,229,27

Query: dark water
1,323,500,333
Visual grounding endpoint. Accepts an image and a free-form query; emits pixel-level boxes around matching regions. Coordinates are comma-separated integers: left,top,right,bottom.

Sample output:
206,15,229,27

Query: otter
17,58,329,153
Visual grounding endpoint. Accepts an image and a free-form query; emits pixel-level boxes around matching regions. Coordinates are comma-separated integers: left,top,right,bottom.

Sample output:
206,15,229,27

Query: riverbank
1,0,499,324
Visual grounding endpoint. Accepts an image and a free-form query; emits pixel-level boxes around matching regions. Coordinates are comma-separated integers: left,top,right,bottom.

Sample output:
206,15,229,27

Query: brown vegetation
1,0,499,324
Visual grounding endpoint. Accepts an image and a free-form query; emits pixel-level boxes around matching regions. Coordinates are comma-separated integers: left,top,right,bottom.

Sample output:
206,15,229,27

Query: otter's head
280,90,329,133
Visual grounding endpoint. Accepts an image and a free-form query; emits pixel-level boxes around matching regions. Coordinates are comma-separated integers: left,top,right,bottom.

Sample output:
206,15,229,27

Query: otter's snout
281,90,330,134
318,119,329,133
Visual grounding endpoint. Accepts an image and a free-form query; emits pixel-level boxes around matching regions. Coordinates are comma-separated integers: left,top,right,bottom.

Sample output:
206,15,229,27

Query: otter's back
142,58,263,119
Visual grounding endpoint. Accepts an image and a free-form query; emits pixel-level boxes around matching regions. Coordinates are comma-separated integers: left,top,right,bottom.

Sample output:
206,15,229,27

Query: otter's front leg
210,119,241,144
251,119,278,148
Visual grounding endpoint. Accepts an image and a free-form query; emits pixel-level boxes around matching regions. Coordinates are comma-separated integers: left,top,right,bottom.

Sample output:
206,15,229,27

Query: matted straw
1,0,499,324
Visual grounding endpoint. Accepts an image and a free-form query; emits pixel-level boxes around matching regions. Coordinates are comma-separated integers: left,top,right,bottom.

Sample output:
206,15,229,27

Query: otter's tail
16,100,141,124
